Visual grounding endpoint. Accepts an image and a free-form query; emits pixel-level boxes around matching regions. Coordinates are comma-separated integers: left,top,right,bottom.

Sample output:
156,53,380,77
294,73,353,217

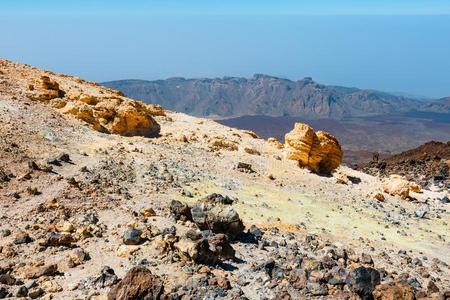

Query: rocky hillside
1,59,449,299
361,141,450,190
103,75,449,119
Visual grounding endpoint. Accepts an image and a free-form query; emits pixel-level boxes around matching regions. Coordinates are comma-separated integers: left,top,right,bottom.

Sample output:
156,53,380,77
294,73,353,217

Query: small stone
0,229,11,237
57,152,71,162
41,280,62,293
169,200,192,221
374,193,385,202
68,248,89,266
140,208,156,217
87,266,118,289
23,264,58,279
346,267,380,299
122,228,143,245
414,210,427,218
107,266,164,299
16,285,28,297
0,286,8,299
0,274,16,285
14,232,33,244
307,282,328,296
427,280,439,294
28,287,44,299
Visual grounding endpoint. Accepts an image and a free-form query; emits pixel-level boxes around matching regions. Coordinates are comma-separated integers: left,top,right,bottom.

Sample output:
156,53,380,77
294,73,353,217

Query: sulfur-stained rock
382,175,411,199
146,104,166,116
60,97,161,137
268,137,284,149
285,123,342,174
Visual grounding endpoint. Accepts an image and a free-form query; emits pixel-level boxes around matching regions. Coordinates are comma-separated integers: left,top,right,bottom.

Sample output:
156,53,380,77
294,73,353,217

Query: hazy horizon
1,1,450,98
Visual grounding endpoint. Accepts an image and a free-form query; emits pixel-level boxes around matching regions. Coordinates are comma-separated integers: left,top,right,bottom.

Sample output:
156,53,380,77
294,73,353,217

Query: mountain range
103,75,450,119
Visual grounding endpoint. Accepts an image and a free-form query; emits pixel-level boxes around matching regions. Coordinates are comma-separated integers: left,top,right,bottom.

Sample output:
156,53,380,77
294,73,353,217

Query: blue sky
1,1,450,97
3,0,450,15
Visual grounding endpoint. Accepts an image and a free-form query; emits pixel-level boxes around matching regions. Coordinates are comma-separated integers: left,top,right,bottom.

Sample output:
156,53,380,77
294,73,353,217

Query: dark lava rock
440,196,449,204
107,266,164,300
28,287,44,299
0,286,8,299
15,286,28,297
346,267,381,299
248,225,263,240
0,274,15,285
123,228,143,245
170,200,192,221
87,266,118,289
202,193,234,205
236,162,255,173
14,232,33,245
57,152,71,163
191,201,244,239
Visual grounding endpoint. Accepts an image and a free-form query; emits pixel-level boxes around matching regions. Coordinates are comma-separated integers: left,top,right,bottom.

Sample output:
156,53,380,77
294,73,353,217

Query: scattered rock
107,266,164,300
40,232,74,247
170,200,192,221
191,200,244,239
374,192,385,202
87,267,118,289
122,228,144,245
346,267,381,299
14,232,33,245
372,281,415,300
23,264,58,279
16,285,28,297
140,208,156,217
207,233,235,260
236,162,255,173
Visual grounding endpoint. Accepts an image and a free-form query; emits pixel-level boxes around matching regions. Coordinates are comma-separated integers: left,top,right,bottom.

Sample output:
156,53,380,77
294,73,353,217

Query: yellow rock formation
285,123,343,174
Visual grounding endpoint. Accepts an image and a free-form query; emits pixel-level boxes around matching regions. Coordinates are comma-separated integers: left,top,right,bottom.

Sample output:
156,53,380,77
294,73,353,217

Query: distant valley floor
217,111,450,166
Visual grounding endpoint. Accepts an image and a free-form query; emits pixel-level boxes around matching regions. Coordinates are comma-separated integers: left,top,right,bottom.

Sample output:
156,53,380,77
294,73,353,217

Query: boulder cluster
285,123,343,174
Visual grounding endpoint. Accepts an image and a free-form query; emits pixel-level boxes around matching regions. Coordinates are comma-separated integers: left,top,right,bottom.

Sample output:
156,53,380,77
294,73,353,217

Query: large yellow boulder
285,123,343,174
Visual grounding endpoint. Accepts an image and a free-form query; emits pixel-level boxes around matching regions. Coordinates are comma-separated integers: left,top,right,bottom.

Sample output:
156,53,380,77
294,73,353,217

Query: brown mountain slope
360,141,450,189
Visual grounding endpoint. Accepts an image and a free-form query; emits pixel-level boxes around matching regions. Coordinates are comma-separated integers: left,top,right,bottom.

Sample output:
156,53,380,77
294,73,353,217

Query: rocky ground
0,59,449,299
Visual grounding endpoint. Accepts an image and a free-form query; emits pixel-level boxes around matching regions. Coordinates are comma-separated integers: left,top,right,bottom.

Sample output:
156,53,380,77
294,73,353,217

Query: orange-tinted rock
59,95,160,137
285,123,343,174
107,266,164,300
31,76,64,101
372,281,415,300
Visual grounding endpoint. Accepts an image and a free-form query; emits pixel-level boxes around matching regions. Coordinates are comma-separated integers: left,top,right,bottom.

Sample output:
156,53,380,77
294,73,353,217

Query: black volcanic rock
102,75,448,119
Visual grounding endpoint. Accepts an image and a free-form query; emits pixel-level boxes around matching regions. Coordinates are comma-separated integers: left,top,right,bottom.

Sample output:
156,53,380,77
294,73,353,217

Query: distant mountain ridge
103,74,450,119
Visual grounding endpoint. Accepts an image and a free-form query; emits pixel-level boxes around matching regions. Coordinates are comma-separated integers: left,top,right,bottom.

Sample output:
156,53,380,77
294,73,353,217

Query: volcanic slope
0,59,449,299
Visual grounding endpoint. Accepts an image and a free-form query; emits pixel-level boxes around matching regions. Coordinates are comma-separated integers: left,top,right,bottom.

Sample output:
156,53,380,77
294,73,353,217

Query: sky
1,1,450,98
